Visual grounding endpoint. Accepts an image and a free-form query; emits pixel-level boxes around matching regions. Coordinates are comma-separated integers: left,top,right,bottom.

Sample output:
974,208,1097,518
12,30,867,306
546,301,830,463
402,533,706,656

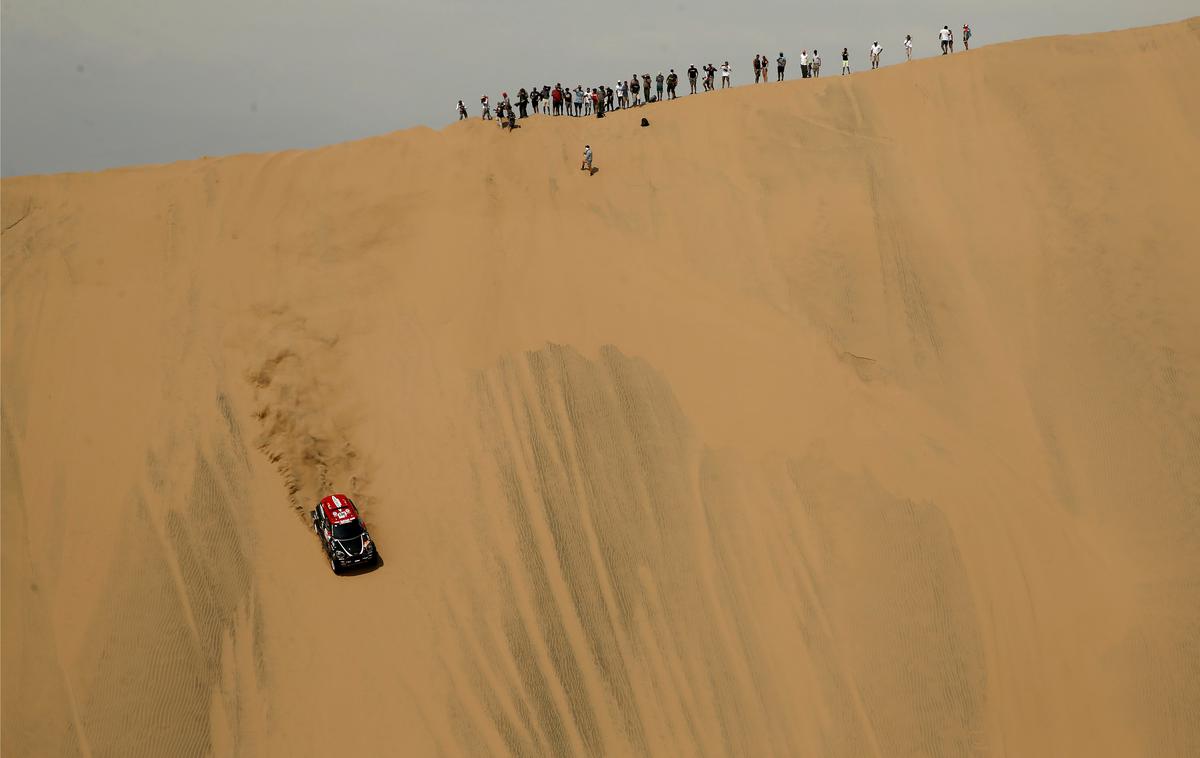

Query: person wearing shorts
905,35,913,61
581,145,593,173
721,62,731,88
940,26,951,54
962,24,972,50
870,42,882,69
811,50,821,77
841,48,850,75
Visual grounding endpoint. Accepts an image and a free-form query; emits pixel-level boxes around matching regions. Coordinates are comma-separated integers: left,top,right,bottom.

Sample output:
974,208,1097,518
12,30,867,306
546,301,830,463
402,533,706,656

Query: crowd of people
459,23,975,129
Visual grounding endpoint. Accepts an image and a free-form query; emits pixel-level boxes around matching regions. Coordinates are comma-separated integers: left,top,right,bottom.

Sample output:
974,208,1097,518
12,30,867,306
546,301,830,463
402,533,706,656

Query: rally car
311,494,378,574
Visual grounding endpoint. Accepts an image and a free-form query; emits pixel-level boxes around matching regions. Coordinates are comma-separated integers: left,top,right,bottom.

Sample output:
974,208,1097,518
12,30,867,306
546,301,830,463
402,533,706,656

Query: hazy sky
1,1,1193,176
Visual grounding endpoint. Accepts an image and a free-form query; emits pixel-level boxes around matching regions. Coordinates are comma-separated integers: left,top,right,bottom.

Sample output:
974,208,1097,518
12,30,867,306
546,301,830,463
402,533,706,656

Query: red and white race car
311,494,378,573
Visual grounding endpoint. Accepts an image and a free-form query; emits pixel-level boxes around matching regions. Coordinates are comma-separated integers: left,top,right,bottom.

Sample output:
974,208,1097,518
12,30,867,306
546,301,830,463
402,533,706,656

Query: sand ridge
4,17,1200,757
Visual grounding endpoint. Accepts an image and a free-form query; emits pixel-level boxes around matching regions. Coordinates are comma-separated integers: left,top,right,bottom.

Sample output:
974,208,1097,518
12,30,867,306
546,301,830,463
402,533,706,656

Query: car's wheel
329,557,340,575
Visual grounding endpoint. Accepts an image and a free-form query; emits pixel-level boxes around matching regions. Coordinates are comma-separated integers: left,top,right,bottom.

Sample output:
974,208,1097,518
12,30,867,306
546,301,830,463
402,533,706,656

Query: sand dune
4,18,1200,757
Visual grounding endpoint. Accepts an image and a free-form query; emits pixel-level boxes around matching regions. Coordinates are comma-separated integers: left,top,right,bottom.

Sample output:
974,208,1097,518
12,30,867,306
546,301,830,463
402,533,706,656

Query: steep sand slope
4,18,1200,758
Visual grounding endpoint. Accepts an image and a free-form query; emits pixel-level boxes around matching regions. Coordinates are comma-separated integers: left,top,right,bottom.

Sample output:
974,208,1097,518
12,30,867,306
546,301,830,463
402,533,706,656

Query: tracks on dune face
245,306,370,516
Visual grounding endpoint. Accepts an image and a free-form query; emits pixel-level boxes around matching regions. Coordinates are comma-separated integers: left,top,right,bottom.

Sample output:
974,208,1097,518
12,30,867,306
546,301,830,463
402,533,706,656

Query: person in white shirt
811,50,821,77
457,100,467,120
721,61,732,88
939,26,951,55
799,50,809,78
870,42,882,69
904,35,913,61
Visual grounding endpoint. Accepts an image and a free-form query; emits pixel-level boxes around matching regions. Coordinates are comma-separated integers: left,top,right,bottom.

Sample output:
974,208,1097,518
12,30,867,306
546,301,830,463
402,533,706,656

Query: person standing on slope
667,69,679,99
962,24,972,51
656,72,665,101
688,64,699,93
939,26,951,54
481,95,492,120
581,144,593,174
904,34,913,61
800,50,809,78
753,54,762,83
721,61,732,88
777,52,787,81
841,47,850,75
870,42,883,69
949,25,955,52
457,100,468,120
812,49,821,77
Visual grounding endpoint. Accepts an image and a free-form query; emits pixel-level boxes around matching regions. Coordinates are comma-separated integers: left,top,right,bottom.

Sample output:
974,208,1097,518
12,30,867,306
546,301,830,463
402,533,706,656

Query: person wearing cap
870,42,882,69
581,145,593,173
962,24,972,50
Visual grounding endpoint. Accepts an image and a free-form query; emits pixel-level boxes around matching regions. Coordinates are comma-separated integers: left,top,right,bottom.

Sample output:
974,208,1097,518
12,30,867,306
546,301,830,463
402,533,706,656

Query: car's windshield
332,521,364,540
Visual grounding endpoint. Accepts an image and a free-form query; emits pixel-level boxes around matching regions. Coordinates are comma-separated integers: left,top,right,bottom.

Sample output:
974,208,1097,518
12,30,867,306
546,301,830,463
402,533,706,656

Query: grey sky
1,1,1193,176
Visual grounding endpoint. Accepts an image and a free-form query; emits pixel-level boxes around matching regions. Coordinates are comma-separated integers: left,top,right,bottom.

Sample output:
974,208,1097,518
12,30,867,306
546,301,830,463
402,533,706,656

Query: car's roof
318,494,360,525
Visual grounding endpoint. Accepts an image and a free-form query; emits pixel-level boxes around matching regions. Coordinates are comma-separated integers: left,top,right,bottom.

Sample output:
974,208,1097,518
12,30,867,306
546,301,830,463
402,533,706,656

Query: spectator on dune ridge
656,71,665,101
812,49,821,77
754,54,762,83
704,63,716,91
800,50,809,78
905,34,913,61
643,73,653,103
842,47,850,75
963,24,972,50
481,94,492,119
457,100,467,120
688,64,698,93
761,53,769,82
940,25,951,54
631,75,641,105
777,52,786,81
870,41,883,69
721,61,731,88
667,69,678,99
517,88,528,118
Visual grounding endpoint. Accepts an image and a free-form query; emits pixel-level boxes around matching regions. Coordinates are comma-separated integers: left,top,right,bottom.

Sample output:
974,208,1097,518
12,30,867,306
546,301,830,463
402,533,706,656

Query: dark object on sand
641,117,650,127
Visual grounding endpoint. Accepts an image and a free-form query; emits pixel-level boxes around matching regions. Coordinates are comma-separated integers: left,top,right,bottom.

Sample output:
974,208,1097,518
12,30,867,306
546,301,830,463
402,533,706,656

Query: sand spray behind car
245,303,375,519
